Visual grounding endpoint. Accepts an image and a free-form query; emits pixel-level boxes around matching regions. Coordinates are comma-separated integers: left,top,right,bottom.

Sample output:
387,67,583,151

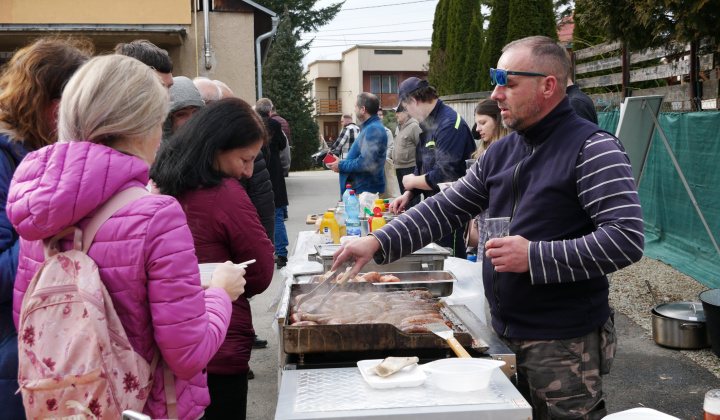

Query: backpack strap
82,187,149,253
162,360,178,419
43,187,150,258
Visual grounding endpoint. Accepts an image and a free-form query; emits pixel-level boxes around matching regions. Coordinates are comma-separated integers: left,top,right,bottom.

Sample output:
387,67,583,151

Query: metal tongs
295,258,355,314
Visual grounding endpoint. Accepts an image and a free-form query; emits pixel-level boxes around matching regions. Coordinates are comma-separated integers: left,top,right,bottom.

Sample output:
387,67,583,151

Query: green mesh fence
598,110,720,288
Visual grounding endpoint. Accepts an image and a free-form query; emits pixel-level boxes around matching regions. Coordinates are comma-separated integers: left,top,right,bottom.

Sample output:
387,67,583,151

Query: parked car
311,148,330,170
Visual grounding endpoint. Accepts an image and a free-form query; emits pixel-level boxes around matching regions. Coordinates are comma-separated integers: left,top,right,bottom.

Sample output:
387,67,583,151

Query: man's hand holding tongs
331,236,382,279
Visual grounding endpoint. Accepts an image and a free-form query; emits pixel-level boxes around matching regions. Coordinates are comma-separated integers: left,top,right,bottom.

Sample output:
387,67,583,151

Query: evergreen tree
252,0,342,33
478,0,510,90
572,0,606,50
429,0,451,94
446,0,480,94
263,12,318,171
506,0,558,43
467,10,485,92
578,0,720,50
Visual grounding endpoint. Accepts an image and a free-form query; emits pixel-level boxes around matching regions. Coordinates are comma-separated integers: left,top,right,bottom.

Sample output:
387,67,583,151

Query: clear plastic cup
486,217,510,240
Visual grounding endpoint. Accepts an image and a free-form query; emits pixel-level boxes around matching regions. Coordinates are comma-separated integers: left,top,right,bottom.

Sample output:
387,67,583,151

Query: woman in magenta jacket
151,98,275,420
6,55,246,420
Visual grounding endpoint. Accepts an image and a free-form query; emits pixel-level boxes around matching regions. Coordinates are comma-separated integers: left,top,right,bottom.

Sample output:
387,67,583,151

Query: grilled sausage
379,275,401,283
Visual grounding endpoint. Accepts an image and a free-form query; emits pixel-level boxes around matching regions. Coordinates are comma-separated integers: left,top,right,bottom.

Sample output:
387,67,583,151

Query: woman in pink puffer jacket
6,55,246,420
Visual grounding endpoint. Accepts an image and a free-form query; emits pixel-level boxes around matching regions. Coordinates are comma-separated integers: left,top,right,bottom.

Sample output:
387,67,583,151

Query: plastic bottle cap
349,190,355,195
324,212,335,218
373,207,383,216
346,184,352,188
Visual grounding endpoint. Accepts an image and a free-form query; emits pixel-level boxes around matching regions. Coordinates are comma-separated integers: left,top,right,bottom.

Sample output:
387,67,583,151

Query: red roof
557,14,574,46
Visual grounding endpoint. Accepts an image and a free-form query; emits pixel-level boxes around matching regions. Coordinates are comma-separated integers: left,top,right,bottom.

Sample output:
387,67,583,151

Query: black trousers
205,372,249,420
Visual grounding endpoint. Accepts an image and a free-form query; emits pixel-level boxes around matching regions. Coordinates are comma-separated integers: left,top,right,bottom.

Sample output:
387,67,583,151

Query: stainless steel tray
311,243,451,272
307,270,457,297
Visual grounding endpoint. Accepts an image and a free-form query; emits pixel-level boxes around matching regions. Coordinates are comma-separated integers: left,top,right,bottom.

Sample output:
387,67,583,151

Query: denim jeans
274,206,289,257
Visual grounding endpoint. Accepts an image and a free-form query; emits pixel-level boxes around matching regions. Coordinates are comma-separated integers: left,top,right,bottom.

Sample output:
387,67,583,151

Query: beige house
306,45,429,142
0,0,277,102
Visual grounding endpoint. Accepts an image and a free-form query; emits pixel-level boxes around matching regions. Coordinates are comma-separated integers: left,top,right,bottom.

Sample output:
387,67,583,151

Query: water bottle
345,190,361,237
342,184,352,204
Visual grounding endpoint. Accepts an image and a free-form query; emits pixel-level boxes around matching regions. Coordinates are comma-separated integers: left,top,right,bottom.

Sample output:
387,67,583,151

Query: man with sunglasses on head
332,36,643,420
387,77,475,258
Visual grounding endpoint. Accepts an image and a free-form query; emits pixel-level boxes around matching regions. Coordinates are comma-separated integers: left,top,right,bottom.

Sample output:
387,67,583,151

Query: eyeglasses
490,68,548,86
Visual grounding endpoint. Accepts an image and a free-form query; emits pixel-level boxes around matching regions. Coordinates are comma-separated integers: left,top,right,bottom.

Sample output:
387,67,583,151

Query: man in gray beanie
163,76,206,141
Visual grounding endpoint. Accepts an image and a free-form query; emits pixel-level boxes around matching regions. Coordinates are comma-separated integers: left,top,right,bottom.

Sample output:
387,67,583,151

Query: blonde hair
58,55,168,157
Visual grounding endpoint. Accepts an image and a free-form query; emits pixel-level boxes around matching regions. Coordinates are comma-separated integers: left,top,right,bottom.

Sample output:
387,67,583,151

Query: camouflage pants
500,310,616,420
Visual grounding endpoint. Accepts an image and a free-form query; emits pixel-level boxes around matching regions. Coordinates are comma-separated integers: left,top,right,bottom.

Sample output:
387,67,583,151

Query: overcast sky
300,0,439,68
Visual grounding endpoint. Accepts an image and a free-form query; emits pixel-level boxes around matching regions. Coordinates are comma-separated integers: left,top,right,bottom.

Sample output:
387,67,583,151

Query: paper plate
357,359,427,389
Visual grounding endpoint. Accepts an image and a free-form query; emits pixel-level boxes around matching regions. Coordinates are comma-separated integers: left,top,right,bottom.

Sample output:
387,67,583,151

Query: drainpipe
256,16,280,99
203,0,212,70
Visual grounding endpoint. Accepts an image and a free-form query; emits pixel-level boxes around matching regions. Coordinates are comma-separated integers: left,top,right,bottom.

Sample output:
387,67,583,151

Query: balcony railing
316,99,342,114
378,93,398,109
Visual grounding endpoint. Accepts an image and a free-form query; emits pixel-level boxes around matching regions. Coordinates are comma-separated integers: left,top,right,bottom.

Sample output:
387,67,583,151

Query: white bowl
421,358,505,392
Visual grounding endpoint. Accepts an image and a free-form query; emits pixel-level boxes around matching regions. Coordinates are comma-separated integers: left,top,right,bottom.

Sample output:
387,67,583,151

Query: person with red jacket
151,98,275,420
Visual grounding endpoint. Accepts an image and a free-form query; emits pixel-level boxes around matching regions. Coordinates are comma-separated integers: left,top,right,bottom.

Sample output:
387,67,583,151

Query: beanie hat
168,76,205,114
163,76,206,140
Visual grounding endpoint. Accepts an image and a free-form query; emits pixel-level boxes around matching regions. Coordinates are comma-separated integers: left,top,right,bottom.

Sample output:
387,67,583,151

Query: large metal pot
651,302,711,349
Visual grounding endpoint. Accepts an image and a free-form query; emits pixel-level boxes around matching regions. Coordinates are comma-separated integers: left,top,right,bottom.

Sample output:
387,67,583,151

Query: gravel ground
611,256,720,379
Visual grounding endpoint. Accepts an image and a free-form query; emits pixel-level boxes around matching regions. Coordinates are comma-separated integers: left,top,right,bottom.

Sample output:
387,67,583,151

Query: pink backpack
17,188,178,420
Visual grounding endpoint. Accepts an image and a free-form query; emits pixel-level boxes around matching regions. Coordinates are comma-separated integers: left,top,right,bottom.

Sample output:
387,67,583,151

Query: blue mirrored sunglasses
490,68,548,86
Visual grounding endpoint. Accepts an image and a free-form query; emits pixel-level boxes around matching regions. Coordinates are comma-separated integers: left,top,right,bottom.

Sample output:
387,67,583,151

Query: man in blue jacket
388,77,475,258
327,93,387,196
333,36,644,420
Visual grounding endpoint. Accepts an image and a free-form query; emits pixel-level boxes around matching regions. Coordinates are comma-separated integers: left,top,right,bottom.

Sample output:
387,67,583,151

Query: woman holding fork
151,98,275,420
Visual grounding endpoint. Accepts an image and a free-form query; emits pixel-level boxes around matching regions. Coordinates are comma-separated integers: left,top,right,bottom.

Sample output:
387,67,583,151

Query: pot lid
653,301,706,322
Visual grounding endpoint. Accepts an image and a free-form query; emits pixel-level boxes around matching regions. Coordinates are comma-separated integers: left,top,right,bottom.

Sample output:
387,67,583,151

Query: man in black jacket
256,98,289,269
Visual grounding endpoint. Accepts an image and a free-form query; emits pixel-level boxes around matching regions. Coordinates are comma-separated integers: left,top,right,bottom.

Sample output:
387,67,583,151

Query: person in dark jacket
239,150,276,244
151,98,275,420
0,38,91,420
388,78,475,259
256,98,289,268
332,36,644,420
270,106,291,179
566,78,599,124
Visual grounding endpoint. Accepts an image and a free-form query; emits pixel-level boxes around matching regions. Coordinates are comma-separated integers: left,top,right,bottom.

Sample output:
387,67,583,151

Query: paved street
246,169,719,420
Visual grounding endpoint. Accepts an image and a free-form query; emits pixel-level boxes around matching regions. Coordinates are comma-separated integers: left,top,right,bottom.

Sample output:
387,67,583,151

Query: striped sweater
372,97,644,340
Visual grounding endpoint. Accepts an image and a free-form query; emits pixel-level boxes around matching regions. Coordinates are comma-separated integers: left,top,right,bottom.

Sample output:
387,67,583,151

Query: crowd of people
1,32,640,420
0,38,288,420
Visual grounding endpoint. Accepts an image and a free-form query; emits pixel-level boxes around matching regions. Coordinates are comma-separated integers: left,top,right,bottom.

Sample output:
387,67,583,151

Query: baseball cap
396,77,429,110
